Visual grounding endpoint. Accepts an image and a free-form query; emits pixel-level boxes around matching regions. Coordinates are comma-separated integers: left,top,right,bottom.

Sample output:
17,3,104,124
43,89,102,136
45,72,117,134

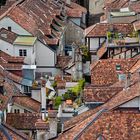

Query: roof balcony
107,31,140,48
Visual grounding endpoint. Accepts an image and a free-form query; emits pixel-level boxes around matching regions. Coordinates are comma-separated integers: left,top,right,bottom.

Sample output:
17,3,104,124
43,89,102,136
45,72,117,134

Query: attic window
116,64,121,71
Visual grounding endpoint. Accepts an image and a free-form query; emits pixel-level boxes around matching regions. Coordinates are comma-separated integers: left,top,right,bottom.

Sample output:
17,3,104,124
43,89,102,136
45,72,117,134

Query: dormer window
116,64,121,71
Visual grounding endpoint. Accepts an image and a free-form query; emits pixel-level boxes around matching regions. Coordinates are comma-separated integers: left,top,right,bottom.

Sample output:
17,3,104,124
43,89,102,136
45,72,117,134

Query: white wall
11,103,35,113
0,17,31,35
36,41,56,67
14,44,35,64
0,39,14,55
90,38,99,51
89,37,105,51
31,89,41,102
119,97,140,109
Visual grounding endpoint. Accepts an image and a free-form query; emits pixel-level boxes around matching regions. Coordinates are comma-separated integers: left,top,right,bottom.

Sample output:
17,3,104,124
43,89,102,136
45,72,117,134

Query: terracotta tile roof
86,23,133,37
57,55,72,69
66,2,87,18
78,111,140,140
0,51,24,84
0,94,9,111
97,41,107,59
7,6,38,35
129,59,140,73
55,75,66,89
104,0,129,11
58,78,140,139
5,0,66,45
12,96,41,112
0,50,24,63
0,67,36,113
35,119,49,130
90,58,137,86
6,113,44,130
0,63,22,70
0,28,17,44
0,0,16,17
0,123,30,140
5,70,23,84
84,86,123,102
62,73,139,129
58,111,140,140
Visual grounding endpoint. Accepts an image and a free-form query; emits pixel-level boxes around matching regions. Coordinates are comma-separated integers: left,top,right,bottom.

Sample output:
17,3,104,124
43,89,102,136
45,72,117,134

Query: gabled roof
12,96,41,112
90,58,137,86
4,0,66,46
6,113,46,130
86,23,133,37
66,2,87,18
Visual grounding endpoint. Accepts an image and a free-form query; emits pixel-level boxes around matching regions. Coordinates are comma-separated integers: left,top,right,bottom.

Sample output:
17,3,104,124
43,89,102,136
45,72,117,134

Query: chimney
40,78,46,120
48,110,58,138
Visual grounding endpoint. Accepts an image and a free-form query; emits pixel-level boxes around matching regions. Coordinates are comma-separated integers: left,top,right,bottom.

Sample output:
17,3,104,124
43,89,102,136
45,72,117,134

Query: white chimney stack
41,79,46,120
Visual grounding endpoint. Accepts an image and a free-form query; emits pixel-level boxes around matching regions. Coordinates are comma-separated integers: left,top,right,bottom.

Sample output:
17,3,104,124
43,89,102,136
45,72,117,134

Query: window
19,49,27,56
24,86,31,93
14,109,20,113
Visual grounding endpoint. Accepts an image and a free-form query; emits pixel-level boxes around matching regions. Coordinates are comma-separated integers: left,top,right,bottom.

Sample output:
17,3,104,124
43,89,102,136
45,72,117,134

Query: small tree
54,96,62,108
